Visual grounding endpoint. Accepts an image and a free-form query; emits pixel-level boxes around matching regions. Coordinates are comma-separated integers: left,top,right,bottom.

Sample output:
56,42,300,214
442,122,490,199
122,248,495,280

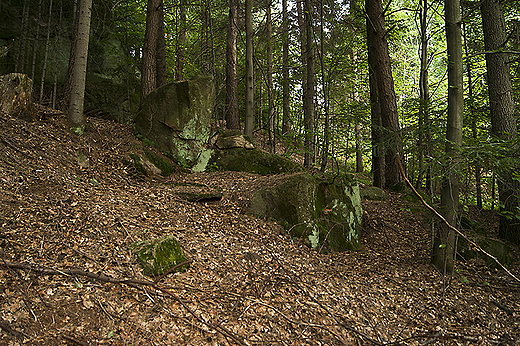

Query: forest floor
0,110,519,346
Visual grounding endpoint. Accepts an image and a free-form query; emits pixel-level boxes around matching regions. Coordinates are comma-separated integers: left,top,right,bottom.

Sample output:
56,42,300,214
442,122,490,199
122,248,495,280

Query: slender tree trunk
64,0,80,112
462,5,482,208
39,0,53,103
176,0,186,81
68,0,92,132
304,0,315,168
141,0,161,105
156,3,167,88
15,0,29,73
281,0,290,135
297,0,307,142
355,124,364,173
432,0,464,275
481,0,519,244
267,1,275,153
319,0,330,172
366,0,402,189
417,0,430,190
52,0,63,109
31,0,42,81
244,0,254,140
225,0,240,129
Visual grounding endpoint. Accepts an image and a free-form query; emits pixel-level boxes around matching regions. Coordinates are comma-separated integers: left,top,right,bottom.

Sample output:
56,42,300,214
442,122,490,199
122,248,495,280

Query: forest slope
0,111,519,345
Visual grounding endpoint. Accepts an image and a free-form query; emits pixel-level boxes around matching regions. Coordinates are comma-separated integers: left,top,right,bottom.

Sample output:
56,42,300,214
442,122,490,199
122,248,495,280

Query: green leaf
439,244,447,248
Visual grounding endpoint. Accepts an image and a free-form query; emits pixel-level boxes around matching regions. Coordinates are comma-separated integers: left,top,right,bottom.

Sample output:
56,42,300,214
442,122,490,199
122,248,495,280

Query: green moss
144,149,174,176
129,154,147,176
129,235,188,277
210,148,304,175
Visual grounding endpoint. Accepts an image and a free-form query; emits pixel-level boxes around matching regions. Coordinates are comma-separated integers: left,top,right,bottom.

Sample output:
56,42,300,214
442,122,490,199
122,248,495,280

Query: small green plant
207,161,219,172
70,125,85,135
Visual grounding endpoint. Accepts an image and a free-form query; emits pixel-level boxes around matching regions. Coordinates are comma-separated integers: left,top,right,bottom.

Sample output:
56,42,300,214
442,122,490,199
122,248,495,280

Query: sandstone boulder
134,75,215,169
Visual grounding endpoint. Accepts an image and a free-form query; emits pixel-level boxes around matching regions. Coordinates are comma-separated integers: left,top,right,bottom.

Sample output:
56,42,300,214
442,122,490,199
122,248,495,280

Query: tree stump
0,73,36,121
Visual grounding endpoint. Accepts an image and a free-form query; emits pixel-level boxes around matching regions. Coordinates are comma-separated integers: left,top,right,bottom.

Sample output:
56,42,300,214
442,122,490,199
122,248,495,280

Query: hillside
0,111,519,346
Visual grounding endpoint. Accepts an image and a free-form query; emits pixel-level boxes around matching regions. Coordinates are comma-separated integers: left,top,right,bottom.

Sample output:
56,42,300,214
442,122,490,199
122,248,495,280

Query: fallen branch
0,261,248,346
395,155,520,283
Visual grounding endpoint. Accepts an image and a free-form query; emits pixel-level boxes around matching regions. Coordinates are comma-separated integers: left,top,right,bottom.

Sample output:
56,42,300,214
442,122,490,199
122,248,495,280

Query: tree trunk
267,1,275,153
303,0,315,168
281,0,290,136
39,0,53,103
52,0,63,109
365,0,402,189
225,0,240,129
67,0,92,132
244,0,254,140
481,0,520,244
141,0,161,105
297,0,307,142
176,0,186,81
368,49,384,188
319,0,330,172
355,124,364,173
417,0,431,190
15,0,29,73
462,5,482,208
156,3,167,88
432,0,464,275
30,0,43,81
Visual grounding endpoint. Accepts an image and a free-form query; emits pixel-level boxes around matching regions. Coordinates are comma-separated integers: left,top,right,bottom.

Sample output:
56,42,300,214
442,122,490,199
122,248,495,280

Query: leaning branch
395,155,520,284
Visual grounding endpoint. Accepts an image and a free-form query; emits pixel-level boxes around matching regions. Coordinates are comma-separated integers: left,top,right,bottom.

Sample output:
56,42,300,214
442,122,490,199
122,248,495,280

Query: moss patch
128,235,188,277
208,148,304,175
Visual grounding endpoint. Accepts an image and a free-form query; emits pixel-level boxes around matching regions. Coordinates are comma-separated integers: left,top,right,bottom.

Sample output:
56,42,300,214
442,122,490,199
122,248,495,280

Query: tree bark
15,0,29,73
30,0,43,81
281,0,290,135
67,0,92,132
481,0,520,244
365,0,402,189
141,0,161,105
432,0,464,275
303,0,315,168
319,0,330,172
244,0,254,140
417,0,431,191
176,0,186,81
156,2,167,88
39,0,53,103
267,1,275,153
225,0,240,130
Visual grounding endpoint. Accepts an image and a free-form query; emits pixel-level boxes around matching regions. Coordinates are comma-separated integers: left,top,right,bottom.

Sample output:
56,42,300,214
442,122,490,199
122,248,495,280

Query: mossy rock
129,235,189,277
248,173,362,252
208,148,304,175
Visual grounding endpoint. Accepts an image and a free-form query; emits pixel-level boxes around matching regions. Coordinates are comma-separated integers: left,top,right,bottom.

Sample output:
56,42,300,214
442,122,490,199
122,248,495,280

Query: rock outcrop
134,75,215,169
248,173,362,252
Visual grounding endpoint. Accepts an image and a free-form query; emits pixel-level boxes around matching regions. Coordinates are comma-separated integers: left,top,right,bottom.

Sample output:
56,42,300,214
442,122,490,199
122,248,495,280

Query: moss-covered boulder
207,148,304,175
248,173,362,252
134,75,215,169
129,235,189,277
